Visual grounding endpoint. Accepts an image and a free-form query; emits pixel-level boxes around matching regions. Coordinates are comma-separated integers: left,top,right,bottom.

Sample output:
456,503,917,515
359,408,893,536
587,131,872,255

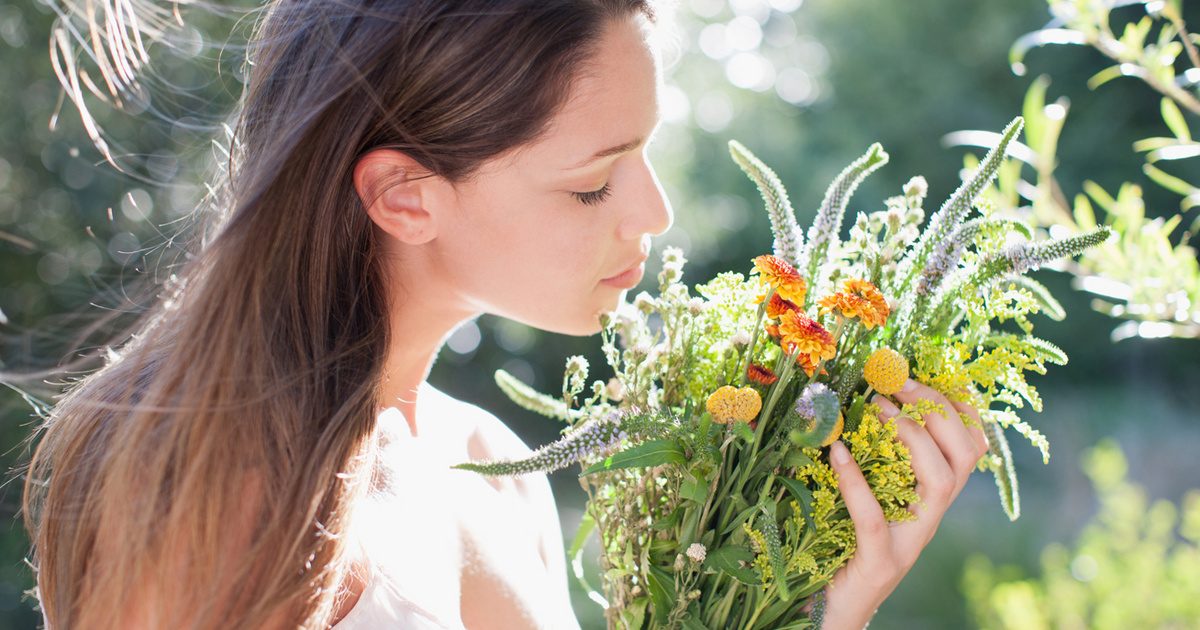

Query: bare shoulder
425,384,534,461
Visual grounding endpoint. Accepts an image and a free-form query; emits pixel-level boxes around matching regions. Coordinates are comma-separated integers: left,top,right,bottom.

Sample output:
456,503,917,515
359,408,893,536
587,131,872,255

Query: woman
19,0,988,628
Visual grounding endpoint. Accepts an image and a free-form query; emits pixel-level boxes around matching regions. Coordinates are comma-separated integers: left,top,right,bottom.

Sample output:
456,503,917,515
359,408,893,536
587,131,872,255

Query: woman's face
422,15,673,336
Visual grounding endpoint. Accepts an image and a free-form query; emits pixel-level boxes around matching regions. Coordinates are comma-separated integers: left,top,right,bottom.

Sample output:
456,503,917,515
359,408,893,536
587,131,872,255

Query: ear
353,149,442,245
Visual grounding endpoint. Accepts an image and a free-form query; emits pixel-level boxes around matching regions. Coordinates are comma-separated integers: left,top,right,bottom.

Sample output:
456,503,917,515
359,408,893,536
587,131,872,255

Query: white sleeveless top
333,385,469,629
331,557,463,629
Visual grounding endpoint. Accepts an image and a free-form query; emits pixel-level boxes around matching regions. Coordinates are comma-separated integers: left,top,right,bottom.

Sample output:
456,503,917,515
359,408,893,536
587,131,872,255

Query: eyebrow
563,137,644,171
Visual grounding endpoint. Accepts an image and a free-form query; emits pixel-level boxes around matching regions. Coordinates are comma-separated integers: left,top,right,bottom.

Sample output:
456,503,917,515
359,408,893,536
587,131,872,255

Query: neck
378,285,480,438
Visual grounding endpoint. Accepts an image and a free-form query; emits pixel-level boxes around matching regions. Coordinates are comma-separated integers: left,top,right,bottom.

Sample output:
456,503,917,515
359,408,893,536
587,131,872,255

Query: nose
618,158,674,241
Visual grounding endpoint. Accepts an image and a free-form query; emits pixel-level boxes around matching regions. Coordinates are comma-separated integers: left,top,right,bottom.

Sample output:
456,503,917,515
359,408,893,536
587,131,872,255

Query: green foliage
953,0,1200,340
963,439,1200,628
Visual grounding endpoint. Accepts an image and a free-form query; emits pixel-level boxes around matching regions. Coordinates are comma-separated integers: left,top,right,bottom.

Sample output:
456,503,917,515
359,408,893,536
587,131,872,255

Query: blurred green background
2,0,1198,628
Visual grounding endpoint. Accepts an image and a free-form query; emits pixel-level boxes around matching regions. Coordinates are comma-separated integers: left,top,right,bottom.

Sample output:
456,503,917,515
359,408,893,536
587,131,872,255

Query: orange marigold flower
752,255,807,306
765,323,781,339
818,278,890,329
794,352,829,378
764,292,800,320
778,310,836,364
746,363,779,385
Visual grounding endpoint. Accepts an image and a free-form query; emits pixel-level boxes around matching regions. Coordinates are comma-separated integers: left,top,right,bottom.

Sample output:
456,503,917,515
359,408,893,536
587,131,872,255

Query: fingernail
830,440,850,465
901,378,917,393
872,395,899,418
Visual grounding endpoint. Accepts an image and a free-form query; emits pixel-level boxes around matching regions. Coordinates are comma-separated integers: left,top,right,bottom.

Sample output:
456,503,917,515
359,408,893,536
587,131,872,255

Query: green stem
737,288,774,387
744,583,776,629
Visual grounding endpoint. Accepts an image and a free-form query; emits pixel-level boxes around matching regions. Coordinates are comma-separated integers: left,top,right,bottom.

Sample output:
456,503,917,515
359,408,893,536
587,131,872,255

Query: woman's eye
571,183,612,206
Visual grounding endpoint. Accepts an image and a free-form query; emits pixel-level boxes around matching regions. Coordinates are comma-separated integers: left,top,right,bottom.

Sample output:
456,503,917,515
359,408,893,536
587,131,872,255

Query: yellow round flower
820,411,845,447
706,385,763,424
864,347,909,395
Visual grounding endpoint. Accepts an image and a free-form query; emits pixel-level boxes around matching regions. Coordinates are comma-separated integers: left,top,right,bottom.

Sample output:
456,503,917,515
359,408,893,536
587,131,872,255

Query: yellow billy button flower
864,347,909,395
705,385,763,424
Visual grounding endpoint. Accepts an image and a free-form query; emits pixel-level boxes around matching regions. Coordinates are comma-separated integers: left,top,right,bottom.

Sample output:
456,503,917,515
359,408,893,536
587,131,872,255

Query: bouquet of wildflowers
453,117,1110,629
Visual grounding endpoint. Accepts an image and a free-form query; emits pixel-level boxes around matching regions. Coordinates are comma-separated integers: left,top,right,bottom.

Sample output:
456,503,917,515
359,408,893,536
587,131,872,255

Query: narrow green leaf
984,421,1021,521
776,476,814,520
651,506,685,531
580,439,685,476
1143,163,1197,197
1087,63,1140,90
721,502,762,536
569,511,607,608
1006,276,1066,321
1072,193,1097,230
1009,29,1087,76
646,565,677,621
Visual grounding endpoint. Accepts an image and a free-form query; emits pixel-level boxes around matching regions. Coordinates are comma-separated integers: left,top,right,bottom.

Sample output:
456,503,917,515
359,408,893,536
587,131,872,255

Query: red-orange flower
751,255,807,306
765,323,781,339
778,310,836,365
818,278,890,329
795,352,829,378
746,363,779,385
765,292,800,320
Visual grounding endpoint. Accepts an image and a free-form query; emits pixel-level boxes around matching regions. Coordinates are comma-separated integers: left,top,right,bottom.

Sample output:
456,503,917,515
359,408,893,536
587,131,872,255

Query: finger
950,400,990,466
828,440,894,567
872,396,953,551
892,379,979,494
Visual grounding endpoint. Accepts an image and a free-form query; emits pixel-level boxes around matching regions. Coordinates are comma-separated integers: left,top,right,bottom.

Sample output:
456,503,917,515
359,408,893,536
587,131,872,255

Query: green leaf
569,511,607,608
703,545,761,585
680,474,709,504
1009,29,1087,76
580,439,685,476
651,506,685,531
732,419,756,443
1087,64,1137,90
721,501,761,536
645,565,677,621
984,421,1021,521
1143,163,1197,197
1006,276,1066,321
620,597,648,630
777,476,814,520
681,611,708,630
1072,193,1097,230
782,449,814,469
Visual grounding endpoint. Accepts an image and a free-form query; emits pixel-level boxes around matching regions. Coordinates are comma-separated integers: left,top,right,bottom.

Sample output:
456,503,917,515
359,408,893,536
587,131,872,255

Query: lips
605,255,649,280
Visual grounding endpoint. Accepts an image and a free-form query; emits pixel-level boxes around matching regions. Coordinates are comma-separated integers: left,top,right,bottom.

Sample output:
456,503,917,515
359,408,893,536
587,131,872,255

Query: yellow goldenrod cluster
705,385,763,424
741,522,775,581
863,347,909,395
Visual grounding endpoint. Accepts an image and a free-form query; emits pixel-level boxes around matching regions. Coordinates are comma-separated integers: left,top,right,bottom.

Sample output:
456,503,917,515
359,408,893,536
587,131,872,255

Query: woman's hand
816,378,990,629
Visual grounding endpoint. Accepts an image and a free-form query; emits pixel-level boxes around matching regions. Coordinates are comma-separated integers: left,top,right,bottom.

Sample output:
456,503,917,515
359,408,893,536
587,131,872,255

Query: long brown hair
17,1,660,627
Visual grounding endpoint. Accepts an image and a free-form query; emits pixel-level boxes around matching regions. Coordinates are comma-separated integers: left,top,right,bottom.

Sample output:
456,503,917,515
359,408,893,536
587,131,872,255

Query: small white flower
731,331,752,348
686,542,707,563
633,291,656,314
606,377,625,402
